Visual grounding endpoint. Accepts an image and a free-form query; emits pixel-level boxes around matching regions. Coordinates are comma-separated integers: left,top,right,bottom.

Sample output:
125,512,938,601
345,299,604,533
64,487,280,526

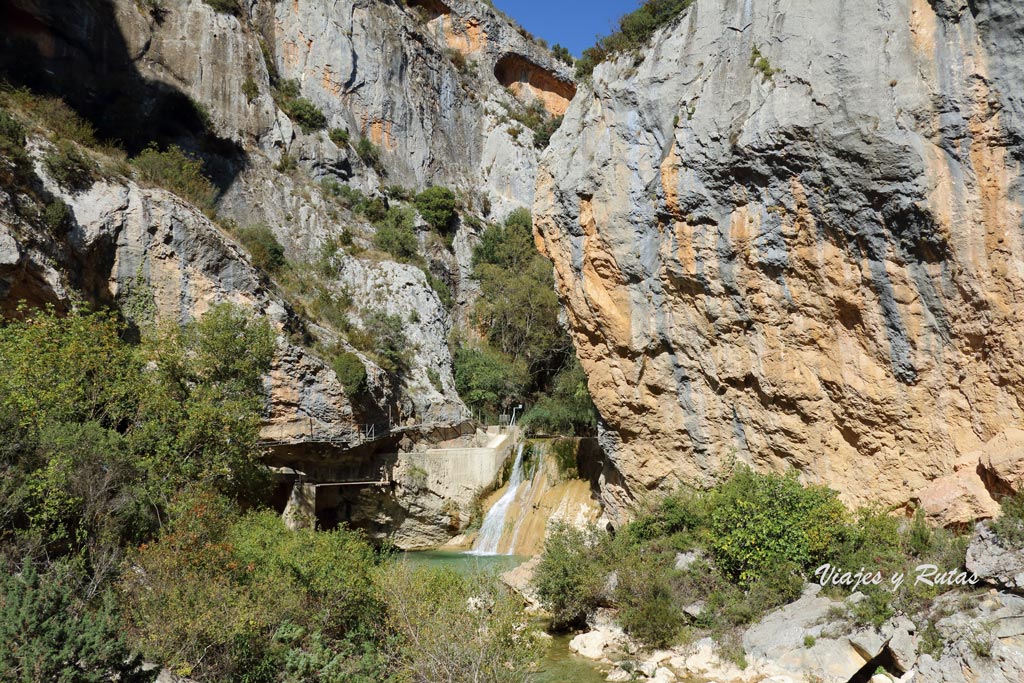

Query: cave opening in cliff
493,53,577,117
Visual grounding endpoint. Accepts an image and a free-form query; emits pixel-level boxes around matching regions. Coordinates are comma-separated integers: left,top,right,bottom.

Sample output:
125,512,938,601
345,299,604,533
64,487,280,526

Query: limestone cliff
535,0,1024,521
0,0,576,444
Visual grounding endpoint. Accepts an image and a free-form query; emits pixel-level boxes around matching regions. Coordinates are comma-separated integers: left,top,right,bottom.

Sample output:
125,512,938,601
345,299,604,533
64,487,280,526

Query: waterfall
468,443,528,555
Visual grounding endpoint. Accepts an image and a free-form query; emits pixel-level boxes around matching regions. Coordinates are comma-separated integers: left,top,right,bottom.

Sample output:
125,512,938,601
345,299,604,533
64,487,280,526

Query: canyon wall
0,0,576,443
535,0,1024,521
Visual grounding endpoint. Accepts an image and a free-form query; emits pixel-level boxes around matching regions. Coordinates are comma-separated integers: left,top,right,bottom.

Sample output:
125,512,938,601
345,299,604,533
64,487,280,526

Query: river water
401,551,608,683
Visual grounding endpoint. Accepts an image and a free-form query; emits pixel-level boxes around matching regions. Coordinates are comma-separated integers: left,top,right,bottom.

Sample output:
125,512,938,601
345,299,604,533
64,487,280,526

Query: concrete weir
275,425,516,537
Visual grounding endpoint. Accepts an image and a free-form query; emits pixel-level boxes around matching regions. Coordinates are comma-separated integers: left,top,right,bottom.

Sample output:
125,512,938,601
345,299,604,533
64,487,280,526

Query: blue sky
494,1,642,57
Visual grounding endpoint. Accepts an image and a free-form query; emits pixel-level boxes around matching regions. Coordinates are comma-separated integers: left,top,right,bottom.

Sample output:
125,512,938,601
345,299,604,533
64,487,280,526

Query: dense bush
534,467,974,651
132,144,217,210
521,357,597,436
551,44,574,66
615,553,687,648
575,0,694,78
283,98,327,133
329,127,350,147
42,199,72,234
331,350,367,396
472,210,566,376
705,468,847,585
534,522,608,629
120,493,383,681
380,564,542,683
355,136,381,171
992,492,1024,546
372,206,419,261
0,561,153,683
453,345,528,418
414,185,458,232
237,225,287,273
0,107,32,187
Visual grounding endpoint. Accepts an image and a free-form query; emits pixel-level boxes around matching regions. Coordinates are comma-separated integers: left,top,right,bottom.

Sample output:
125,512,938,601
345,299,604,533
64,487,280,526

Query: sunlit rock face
535,0,1024,521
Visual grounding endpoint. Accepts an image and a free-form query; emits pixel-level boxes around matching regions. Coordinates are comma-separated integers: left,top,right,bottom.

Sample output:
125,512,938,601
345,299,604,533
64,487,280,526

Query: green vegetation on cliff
575,0,695,78
453,208,596,434
535,467,972,653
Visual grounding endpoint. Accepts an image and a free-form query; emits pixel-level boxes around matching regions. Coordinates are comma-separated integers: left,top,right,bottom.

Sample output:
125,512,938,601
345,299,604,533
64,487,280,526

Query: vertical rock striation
535,0,1024,519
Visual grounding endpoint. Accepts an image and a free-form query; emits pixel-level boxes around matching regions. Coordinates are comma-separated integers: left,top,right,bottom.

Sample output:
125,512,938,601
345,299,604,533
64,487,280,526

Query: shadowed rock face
535,0,1024,520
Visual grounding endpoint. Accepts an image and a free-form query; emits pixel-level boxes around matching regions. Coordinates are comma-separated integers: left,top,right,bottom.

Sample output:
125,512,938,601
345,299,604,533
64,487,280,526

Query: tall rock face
0,0,575,445
535,0,1024,519
265,0,575,215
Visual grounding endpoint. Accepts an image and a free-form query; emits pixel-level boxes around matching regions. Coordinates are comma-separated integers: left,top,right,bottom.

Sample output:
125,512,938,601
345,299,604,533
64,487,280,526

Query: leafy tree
706,467,848,585
355,137,381,171
472,208,535,272
0,561,153,683
134,303,276,501
520,357,597,436
453,345,527,417
413,186,458,232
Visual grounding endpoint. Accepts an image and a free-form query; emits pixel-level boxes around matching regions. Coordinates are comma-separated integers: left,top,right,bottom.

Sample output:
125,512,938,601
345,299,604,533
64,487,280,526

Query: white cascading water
468,443,527,555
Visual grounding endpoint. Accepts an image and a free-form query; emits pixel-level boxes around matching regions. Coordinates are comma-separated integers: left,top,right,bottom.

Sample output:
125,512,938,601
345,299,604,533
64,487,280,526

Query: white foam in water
468,443,527,556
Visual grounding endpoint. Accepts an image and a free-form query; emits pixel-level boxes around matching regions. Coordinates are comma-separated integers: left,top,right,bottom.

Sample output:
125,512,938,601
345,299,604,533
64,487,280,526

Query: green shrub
332,351,367,395
283,97,327,133
414,186,458,232
380,565,542,683
575,0,694,78
453,345,527,417
120,496,382,681
533,522,607,629
615,554,686,647
355,136,381,171
44,140,97,191
0,561,153,683
242,75,260,103
551,44,574,66
521,357,597,436
706,467,847,585
750,45,779,81
347,309,409,374
550,438,578,479
236,225,286,273
0,108,32,185
42,199,72,234
427,367,443,393
329,127,350,147
425,271,453,308
132,144,217,210
373,206,419,261
625,488,708,548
